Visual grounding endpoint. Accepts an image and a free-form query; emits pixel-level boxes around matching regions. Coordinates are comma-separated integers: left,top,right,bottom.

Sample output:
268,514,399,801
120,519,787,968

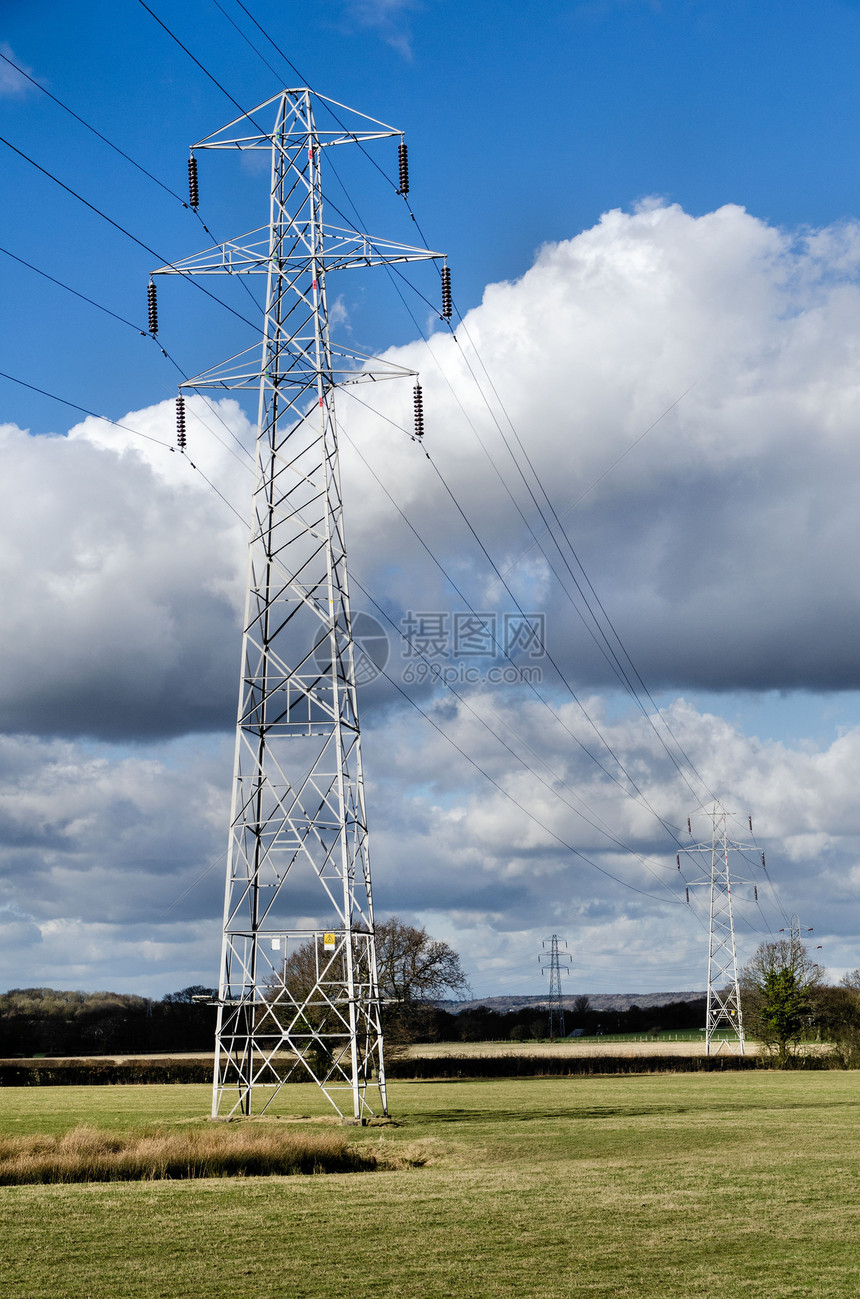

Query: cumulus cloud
338,202,860,693
0,731,231,993
361,691,860,991
4,202,860,993
9,204,860,743
1,696,859,994
0,397,251,739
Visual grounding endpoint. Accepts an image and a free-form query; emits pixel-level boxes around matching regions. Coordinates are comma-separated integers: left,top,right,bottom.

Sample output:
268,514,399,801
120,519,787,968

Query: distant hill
437,992,706,1014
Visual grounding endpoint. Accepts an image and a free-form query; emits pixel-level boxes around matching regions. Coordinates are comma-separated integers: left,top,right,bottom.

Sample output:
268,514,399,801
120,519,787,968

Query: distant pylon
779,914,813,945
686,801,763,1055
539,935,571,1037
154,90,446,1121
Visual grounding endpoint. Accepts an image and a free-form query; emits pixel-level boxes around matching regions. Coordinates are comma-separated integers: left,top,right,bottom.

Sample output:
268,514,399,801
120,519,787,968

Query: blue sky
3,0,860,997
5,0,860,432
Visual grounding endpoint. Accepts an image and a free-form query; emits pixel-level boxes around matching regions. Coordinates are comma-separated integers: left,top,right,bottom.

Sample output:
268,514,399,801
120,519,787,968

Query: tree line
0,983,709,1059
419,996,709,1044
0,986,217,1058
1,924,858,1064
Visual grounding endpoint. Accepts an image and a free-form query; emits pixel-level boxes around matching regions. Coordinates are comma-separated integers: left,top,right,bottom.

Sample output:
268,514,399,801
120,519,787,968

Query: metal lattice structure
687,801,761,1055
154,90,444,1120
539,934,571,1038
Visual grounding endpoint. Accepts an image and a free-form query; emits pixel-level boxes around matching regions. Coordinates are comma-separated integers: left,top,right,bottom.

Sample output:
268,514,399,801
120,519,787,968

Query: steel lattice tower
154,90,444,1120
539,935,571,1038
687,801,761,1055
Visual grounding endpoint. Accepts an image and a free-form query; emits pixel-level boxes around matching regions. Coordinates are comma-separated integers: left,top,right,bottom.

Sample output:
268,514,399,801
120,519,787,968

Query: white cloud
9,204,860,739
361,692,860,992
340,0,423,54
5,203,860,992
1,695,858,994
0,732,231,994
0,398,251,738
338,202,860,692
0,44,32,99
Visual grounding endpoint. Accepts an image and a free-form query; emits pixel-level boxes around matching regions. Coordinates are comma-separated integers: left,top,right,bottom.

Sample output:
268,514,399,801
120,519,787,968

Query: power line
349,575,682,907
339,413,705,900
0,47,187,205
318,132,713,817
308,151,703,847
0,369,170,447
136,0,716,827
289,57,717,812
1,22,786,957
423,450,690,839
209,0,282,81
441,316,714,806
137,0,254,122
0,242,144,333
0,133,260,333
502,385,698,575
0,367,247,521
0,238,256,470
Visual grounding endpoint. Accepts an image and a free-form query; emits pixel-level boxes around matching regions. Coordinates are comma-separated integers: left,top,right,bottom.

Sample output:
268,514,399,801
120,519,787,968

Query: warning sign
323,932,336,951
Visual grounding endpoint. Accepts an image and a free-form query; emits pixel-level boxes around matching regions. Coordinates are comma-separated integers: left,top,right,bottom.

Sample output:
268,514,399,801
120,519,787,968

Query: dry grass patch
364,1135,455,1168
0,1123,378,1185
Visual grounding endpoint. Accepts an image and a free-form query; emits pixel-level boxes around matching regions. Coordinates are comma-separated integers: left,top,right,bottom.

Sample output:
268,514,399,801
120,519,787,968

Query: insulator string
188,155,199,210
413,383,424,438
147,281,158,335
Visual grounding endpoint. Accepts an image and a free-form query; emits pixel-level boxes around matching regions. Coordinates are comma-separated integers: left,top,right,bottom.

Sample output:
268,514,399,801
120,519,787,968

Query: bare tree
276,919,468,1056
374,916,469,1004
374,917,469,1051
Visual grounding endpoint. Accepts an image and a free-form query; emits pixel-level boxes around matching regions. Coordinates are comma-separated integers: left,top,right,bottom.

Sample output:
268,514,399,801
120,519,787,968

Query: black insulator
176,394,187,450
441,265,452,319
188,155,199,209
761,851,766,868
749,814,753,833
687,817,692,835
676,854,680,869
685,887,690,905
413,383,424,438
754,886,758,901
397,141,409,195
147,281,158,335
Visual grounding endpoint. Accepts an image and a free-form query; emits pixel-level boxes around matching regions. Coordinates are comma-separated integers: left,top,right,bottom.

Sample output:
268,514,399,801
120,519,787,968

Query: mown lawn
0,1072,858,1297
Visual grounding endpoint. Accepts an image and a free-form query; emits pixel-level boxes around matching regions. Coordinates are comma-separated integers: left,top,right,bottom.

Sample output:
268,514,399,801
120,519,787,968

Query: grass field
1,1071,858,1297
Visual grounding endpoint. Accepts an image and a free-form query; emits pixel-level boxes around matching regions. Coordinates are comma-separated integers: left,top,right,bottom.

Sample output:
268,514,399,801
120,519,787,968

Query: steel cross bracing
539,934,571,1038
154,89,445,1120
686,801,761,1056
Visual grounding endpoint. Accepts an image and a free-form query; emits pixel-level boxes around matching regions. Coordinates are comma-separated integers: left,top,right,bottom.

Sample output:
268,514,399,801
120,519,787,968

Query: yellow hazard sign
323,932,336,951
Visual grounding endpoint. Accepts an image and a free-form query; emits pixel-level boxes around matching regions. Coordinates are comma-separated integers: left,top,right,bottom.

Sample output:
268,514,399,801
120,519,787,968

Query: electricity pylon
686,801,763,1055
779,914,813,946
539,935,571,1037
154,90,445,1120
